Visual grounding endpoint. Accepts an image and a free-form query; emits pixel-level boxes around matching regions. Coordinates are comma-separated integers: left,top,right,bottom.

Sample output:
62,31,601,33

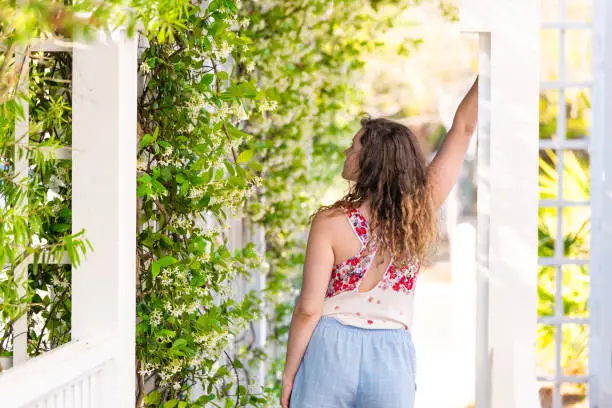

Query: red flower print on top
347,257,360,267
346,208,370,244
324,207,421,298
379,260,420,294
325,250,375,298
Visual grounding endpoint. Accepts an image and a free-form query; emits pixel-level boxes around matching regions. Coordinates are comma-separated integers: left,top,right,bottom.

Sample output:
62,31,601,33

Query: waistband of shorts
317,316,413,339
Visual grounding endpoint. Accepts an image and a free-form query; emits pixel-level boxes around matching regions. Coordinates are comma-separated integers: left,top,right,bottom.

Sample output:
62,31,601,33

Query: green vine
0,0,452,406
236,0,437,397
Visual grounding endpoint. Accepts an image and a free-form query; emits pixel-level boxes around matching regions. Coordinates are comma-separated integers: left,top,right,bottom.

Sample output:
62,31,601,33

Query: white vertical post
461,0,541,406
487,1,540,406
476,33,491,408
451,220,477,406
72,28,137,407
243,219,267,389
12,50,29,367
591,0,612,406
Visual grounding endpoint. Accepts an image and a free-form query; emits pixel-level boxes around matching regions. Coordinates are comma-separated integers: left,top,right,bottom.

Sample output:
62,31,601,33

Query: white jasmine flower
51,275,64,287
139,61,151,74
150,310,162,327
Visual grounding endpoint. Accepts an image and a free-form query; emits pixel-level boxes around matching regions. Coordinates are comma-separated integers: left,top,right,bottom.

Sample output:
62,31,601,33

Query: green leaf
200,74,215,87
151,262,161,279
144,390,161,405
160,235,174,248
160,167,172,181
214,168,225,181
189,237,206,253
228,175,246,187
237,149,254,164
181,181,190,196
172,338,187,349
217,71,229,81
201,169,213,184
65,235,74,264
219,83,257,100
151,256,177,279
248,160,263,172
158,256,178,267
140,133,156,149
207,0,222,12
236,164,246,178
199,194,211,207
226,123,251,140
223,159,236,176
164,400,178,408
52,223,70,233
222,0,238,12
138,173,152,182
137,183,149,198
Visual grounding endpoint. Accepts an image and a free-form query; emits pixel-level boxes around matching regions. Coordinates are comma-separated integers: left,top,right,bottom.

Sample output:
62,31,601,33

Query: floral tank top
322,207,421,330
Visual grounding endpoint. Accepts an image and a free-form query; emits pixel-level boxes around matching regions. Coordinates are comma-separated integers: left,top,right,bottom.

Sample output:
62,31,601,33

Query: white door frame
460,0,541,407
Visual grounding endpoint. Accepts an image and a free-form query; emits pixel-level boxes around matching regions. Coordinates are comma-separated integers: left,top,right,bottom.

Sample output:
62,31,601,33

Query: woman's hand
280,375,293,408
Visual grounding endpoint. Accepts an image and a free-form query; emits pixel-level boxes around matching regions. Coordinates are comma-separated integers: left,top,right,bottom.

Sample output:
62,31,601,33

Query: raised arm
281,213,335,407
428,76,479,209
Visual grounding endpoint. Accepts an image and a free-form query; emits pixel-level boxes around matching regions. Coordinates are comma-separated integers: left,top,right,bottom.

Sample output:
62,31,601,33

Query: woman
281,76,478,408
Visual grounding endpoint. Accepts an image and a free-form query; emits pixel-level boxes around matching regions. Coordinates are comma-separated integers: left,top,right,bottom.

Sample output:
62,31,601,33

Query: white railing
0,337,114,408
0,28,137,407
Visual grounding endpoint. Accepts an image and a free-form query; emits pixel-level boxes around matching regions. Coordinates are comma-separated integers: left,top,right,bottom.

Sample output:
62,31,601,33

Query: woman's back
320,205,420,330
326,205,394,291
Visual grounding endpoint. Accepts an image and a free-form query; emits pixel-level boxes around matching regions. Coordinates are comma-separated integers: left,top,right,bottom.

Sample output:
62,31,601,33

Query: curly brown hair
313,116,438,266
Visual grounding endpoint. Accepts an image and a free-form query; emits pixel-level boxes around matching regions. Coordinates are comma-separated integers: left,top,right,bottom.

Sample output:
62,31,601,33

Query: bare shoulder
309,207,348,237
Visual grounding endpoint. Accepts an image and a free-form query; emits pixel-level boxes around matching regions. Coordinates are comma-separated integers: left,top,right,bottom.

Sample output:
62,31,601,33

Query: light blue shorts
290,316,417,408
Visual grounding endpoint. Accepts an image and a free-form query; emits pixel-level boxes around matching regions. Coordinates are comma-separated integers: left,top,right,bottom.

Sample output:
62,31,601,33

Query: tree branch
224,350,242,408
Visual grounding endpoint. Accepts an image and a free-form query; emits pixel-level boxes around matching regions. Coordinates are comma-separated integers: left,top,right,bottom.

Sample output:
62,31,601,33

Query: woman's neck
359,199,373,220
